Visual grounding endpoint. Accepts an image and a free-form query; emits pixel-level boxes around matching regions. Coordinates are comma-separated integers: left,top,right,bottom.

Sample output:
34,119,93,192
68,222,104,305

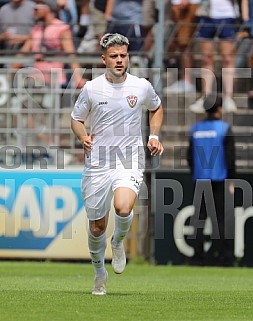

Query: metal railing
0,66,154,168
0,67,81,166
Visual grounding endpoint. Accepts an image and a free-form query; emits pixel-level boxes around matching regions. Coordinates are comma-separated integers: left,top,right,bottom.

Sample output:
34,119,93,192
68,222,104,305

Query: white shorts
81,168,143,220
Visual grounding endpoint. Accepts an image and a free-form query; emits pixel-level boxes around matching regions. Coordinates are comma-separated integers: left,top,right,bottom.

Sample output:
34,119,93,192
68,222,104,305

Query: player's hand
147,138,164,157
81,134,95,157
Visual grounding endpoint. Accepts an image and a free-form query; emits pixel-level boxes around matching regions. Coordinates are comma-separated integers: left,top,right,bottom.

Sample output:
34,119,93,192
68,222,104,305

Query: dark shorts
106,22,144,52
196,17,236,40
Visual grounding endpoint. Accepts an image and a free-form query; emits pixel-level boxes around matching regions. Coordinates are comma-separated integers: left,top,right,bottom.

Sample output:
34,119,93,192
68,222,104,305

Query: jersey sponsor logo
98,101,108,105
126,95,137,108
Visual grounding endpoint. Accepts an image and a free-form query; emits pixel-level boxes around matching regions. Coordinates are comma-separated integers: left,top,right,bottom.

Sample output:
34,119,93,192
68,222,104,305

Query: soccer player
71,33,164,295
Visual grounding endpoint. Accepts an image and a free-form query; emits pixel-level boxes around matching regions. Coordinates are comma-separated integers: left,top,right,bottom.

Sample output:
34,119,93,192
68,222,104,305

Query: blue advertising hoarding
0,168,114,259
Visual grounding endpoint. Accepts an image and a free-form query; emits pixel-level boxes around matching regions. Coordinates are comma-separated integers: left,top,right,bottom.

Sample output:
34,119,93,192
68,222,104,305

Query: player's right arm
71,83,93,155
71,119,93,154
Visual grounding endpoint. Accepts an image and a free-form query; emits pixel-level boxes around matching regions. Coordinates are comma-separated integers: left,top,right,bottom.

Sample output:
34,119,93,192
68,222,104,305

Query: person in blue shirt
187,94,236,266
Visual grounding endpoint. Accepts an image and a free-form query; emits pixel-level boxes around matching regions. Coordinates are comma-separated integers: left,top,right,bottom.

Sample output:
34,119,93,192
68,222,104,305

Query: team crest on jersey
126,95,138,108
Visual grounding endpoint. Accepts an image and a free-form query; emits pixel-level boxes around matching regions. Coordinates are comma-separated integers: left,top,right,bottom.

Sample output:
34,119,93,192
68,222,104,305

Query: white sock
88,230,107,276
112,210,134,247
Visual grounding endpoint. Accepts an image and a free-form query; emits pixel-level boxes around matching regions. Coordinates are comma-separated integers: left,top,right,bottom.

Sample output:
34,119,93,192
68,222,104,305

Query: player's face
102,45,129,81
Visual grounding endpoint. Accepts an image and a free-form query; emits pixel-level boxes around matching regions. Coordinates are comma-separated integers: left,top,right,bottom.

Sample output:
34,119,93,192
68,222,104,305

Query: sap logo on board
0,174,83,250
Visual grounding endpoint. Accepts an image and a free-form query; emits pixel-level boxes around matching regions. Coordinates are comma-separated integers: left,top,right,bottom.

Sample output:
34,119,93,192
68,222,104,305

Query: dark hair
203,94,222,113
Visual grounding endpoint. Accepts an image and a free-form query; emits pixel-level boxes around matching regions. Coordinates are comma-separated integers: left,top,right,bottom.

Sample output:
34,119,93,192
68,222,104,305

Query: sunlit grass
0,261,252,321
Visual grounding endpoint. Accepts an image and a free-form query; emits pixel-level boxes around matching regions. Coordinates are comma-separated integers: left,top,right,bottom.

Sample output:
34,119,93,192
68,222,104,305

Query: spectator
78,0,109,53
241,0,252,35
12,0,86,146
163,0,200,94
0,0,34,51
13,0,86,89
57,0,78,40
142,0,170,64
235,0,253,100
189,0,239,113
58,0,78,26
78,0,92,38
234,0,251,68
187,94,236,266
57,0,79,88
105,0,144,52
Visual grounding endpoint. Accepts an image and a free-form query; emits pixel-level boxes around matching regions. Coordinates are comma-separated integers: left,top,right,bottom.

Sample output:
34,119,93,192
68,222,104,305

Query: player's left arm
147,104,164,156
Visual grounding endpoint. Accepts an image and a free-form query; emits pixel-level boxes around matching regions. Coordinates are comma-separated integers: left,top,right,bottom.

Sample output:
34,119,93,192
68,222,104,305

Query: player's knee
115,206,133,216
114,198,134,214
89,221,106,236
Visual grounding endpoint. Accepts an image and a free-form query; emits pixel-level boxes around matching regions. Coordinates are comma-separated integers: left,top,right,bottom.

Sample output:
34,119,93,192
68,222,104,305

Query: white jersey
210,0,236,19
71,73,161,172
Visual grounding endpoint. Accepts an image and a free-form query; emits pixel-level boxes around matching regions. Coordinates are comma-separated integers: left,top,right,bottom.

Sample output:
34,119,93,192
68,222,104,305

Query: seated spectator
12,0,86,146
13,0,86,89
189,0,239,113
0,0,34,52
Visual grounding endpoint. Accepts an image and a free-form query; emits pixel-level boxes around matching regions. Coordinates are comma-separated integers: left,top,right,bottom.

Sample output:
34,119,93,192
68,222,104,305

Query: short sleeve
143,80,161,111
71,84,91,121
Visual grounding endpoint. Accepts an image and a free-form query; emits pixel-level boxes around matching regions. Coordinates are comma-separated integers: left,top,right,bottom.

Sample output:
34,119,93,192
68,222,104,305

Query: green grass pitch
0,261,252,321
